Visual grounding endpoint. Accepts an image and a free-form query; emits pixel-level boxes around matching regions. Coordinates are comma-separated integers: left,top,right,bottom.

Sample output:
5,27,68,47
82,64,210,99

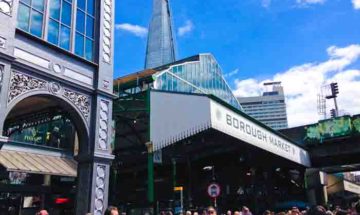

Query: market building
0,0,115,214
112,55,311,214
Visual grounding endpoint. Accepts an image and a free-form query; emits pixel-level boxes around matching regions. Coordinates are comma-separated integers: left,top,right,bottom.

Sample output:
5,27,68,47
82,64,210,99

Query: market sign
305,116,356,143
150,91,311,167
210,100,311,167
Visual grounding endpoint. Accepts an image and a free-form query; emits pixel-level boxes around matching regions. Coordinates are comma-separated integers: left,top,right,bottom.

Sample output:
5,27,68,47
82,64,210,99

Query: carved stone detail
98,100,109,150
8,71,90,121
63,88,91,119
94,165,106,215
49,82,62,95
0,0,13,16
102,0,112,63
8,72,47,102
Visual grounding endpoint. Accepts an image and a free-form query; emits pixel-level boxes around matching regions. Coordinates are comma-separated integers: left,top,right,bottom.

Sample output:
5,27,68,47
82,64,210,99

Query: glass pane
32,0,45,11
60,25,71,50
49,0,60,20
30,10,43,37
86,16,94,38
77,0,86,10
17,4,30,31
61,1,72,26
85,38,93,61
47,20,59,45
75,33,84,56
76,9,85,33
20,0,31,5
87,0,95,15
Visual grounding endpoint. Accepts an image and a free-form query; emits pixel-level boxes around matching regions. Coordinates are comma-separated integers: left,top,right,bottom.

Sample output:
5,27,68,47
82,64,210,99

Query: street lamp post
203,166,215,181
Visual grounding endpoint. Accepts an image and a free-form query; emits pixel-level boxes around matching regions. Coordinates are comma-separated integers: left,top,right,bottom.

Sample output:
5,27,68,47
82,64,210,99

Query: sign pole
207,183,221,208
146,142,154,205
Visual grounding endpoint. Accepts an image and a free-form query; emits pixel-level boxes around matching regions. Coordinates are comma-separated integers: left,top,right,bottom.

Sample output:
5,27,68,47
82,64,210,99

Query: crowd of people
172,204,360,215
33,203,360,215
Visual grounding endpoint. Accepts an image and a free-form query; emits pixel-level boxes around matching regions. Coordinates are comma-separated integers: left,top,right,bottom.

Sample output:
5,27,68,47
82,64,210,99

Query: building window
17,0,45,38
47,0,72,50
75,0,95,61
17,0,97,62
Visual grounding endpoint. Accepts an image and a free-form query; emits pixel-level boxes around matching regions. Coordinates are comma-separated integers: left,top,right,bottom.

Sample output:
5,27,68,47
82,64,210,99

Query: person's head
194,212,199,215
307,206,327,215
202,209,208,215
291,207,300,215
207,206,217,215
227,210,232,215
234,211,241,215
105,206,119,215
242,207,251,214
37,210,49,215
263,210,271,215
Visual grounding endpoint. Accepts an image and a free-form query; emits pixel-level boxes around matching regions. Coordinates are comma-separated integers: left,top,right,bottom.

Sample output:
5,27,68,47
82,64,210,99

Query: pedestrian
186,210,192,215
207,206,217,215
227,211,232,215
241,207,252,215
202,209,208,215
234,211,241,215
307,206,327,215
263,210,271,215
36,210,49,215
291,207,301,215
105,206,119,215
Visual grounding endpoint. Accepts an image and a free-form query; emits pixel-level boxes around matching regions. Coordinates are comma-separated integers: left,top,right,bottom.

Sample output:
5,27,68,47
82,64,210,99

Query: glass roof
153,54,242,110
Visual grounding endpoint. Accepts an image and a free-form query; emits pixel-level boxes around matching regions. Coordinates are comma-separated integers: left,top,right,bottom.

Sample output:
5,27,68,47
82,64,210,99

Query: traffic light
330,83,339,97
330,109,336,118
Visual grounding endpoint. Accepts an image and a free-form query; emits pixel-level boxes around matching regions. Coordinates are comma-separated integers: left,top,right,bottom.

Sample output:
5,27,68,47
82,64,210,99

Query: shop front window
6,115,76,150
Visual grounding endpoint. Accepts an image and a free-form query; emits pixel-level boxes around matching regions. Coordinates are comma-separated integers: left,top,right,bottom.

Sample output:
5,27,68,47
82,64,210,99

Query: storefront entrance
0,94,87,215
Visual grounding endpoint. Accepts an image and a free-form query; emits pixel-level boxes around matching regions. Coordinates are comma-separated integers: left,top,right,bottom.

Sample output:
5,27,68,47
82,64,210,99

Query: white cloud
234,44,360,127
224,68,240,78
115,23,148,37
178,20,194,37
352,0,360,9
296,0,326,5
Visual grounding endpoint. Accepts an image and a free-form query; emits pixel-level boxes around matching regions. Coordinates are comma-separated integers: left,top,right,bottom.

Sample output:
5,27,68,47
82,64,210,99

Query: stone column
75,97,114,215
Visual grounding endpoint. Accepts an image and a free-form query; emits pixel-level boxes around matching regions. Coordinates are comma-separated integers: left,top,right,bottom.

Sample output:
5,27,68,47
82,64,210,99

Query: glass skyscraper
145,0,176,69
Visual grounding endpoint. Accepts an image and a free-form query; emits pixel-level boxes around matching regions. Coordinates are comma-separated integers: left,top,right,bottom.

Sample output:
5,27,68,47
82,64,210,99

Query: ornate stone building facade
0,0,115,214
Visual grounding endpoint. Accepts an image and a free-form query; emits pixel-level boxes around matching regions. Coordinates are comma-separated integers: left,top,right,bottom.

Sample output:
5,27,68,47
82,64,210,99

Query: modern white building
238,82,288,130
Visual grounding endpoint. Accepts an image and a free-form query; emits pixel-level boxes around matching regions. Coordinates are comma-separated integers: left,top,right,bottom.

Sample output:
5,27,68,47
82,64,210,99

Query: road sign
207,183,221,198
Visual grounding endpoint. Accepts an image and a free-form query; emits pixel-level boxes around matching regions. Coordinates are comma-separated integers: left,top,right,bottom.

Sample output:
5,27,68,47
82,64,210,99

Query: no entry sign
207,183,221,198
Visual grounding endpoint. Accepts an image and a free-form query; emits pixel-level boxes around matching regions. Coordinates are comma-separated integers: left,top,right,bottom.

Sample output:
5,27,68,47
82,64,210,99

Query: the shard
145,0,176,69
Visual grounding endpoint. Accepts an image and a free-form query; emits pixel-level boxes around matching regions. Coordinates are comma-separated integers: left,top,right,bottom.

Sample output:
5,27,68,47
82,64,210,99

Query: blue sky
115,0,360,126
115,0,360,80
